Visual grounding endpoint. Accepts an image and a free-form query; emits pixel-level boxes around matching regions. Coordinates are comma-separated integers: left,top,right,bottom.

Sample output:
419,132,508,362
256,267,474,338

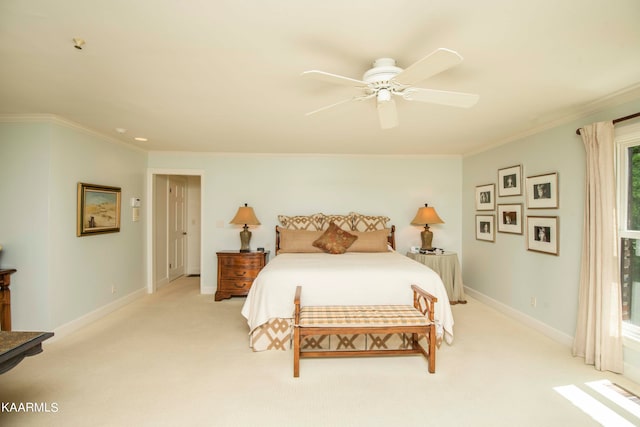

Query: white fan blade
305,97,358,116
301,70,367,87
403,87,479,108
393,48,463,86
377,98,398,129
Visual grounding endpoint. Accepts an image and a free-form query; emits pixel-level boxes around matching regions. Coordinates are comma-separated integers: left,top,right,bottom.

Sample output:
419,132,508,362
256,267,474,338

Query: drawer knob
234,271,247,277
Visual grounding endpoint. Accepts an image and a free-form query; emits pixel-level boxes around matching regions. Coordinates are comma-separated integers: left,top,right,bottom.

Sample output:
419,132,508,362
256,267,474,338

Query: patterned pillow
350,212,390,232
321,214,354,231
278,213,325,230
312,222,358,254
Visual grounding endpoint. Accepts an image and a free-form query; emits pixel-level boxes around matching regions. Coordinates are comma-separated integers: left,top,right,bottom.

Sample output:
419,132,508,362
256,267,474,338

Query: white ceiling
1,1,640,155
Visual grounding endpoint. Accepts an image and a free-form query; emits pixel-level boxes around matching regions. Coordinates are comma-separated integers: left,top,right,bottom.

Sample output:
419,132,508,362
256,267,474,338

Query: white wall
0,121,53,328
154,175,169,288
186,175,201,275
147,153,463,294
0,117,147,331
462,98,640,343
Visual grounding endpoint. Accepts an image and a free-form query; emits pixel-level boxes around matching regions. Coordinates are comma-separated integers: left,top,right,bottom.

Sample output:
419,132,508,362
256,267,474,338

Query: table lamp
230,203,261,252
411,204,444,251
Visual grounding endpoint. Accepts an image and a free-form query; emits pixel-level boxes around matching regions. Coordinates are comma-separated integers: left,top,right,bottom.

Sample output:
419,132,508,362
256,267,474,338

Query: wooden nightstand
215,251,269,301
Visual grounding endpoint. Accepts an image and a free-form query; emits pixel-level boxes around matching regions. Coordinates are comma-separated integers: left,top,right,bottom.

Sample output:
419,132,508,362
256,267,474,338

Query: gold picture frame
77,182,121,236
526,216,559,255
475,184,495,211
497,164,522,197
526,172,559,209
497,203,523,234
475,214,495,242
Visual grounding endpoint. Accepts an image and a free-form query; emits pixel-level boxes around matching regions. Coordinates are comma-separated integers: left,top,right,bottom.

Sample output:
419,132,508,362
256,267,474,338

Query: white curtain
572,121,623,373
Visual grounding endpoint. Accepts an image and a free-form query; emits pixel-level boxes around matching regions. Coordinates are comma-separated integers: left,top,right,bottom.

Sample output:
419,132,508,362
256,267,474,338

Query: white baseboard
200,285,215,295
156,277,170,291
467,287,640,384
51,288,147,342
623,362,640,384
464,286,574,347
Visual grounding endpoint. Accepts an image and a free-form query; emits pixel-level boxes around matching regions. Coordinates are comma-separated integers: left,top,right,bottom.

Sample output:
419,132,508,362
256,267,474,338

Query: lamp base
420,226,434,251
239,226,252,252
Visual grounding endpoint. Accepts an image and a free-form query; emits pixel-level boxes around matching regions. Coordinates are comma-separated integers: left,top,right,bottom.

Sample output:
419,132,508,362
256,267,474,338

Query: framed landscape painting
77,182,121,236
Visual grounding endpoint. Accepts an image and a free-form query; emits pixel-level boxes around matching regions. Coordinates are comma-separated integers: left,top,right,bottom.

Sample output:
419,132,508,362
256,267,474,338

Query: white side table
407,252,467,304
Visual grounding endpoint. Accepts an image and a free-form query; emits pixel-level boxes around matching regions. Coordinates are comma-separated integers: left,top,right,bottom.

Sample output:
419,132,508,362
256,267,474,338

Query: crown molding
465,83,640,157
0,114,147,154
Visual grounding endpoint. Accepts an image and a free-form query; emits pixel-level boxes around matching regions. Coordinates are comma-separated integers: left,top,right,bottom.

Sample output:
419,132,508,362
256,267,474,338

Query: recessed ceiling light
134,137,148,142
115,128,127,134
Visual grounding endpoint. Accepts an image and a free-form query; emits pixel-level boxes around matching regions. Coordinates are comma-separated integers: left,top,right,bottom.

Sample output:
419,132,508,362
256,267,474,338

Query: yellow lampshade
411,204,444,226
411,204,444,251
229,204,261,226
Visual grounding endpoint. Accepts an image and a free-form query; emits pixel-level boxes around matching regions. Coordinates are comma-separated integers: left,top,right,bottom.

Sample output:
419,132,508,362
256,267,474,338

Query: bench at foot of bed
293,284,437,377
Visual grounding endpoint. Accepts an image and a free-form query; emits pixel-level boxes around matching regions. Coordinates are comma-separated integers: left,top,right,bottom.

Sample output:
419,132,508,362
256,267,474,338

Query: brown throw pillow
312,222,358,254
346,229,390,252
277,227,324,253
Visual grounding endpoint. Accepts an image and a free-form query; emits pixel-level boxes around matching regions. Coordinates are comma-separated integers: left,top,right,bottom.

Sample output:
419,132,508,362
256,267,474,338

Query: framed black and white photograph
497,204,523,234
475,215,495,242
527,216,558,255
526,172,558,209
498,165,522,197
475,184,495,211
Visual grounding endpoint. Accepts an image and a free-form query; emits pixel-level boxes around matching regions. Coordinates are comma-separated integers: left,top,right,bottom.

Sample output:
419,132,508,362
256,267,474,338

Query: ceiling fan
302,48,479,130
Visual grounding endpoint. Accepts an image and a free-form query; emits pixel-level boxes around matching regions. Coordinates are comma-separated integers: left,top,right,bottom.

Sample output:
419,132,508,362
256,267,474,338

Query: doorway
147,169,203,293
168,176,186,281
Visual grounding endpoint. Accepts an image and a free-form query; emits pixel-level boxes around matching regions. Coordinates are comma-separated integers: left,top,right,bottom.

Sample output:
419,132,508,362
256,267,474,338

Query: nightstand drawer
220,267,262,280
219,279,253,292
219,256,264,269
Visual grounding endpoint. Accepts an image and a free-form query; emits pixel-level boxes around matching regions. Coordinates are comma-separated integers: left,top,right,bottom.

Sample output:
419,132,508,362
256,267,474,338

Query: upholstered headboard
275,212,395,254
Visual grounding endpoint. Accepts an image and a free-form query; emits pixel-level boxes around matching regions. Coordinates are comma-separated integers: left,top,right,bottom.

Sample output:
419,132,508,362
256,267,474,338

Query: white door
168,176,187,281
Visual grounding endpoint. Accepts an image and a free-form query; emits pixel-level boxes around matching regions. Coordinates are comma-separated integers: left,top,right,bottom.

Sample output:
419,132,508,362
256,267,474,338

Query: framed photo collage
475,165,559,255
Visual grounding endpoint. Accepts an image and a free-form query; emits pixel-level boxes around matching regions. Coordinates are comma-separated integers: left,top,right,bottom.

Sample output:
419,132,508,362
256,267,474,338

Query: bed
240,212,454,352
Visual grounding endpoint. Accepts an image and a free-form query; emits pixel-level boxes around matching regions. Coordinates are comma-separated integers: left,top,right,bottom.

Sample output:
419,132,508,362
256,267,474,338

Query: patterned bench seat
293,285,437,377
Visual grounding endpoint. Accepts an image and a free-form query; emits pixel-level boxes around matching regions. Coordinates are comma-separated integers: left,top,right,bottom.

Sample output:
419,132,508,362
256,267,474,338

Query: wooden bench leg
293,285,301,378
428,324,436,374
293,325,300,378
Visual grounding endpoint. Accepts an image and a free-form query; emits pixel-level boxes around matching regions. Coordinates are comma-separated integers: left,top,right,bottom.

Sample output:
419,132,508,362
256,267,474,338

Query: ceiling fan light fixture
302,47,478,130
377,88,392,103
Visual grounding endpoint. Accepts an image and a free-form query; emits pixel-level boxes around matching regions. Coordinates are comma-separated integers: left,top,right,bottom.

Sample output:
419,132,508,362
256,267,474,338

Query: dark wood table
0,269,17,331
0,331,54,374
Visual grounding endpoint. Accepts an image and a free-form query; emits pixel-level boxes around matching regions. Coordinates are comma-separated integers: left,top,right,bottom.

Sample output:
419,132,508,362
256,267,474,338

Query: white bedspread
241,252,454,344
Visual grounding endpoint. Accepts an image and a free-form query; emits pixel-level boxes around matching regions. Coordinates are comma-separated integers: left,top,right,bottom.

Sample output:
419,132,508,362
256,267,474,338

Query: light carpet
1,276,639,427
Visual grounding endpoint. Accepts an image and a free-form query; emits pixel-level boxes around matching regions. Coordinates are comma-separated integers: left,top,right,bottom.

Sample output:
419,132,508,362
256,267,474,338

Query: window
617,124,640,340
